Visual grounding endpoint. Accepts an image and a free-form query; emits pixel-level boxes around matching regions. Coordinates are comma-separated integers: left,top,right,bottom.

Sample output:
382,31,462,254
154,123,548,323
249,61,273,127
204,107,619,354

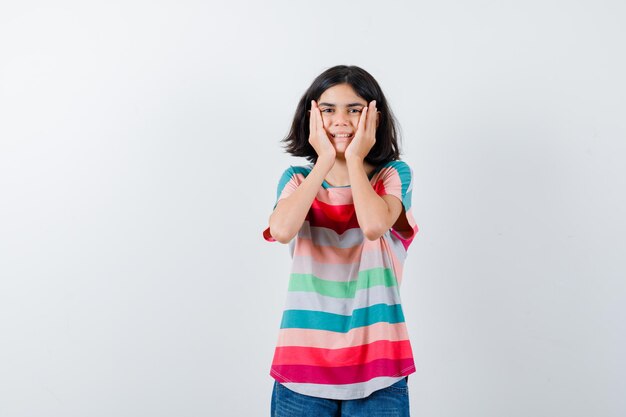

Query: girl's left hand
345,100,378,161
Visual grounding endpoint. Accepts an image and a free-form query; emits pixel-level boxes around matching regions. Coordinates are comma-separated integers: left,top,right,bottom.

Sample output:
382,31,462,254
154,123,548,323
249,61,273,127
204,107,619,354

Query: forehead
318,84,366,104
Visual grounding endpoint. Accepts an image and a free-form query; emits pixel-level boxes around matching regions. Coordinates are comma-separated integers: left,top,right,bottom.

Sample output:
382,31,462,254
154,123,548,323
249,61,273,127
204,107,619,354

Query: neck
325,156,373,187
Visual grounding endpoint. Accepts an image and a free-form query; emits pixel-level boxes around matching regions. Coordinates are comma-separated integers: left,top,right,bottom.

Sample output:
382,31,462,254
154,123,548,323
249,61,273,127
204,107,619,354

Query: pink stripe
276,322,411,349
379,237,404,283
377,168,403,196
391,226,417,250
277,173,307,201
314,187,356,205
293,238,362,263
294,237,397,264
271,358,416,385
272,339,414,367
391,210,418,250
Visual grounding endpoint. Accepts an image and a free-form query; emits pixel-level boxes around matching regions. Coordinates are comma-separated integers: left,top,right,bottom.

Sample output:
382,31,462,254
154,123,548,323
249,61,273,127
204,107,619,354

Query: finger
360,102,370,134
315,102,327,139
367,100,377,132
357,106,368,134
310,100,318,135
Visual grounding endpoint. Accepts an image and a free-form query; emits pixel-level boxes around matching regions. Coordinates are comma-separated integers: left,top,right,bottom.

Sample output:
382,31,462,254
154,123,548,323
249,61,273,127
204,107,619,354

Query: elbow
268,212,298,244
268,224,295,244
362,225,387,241
274,233,294,245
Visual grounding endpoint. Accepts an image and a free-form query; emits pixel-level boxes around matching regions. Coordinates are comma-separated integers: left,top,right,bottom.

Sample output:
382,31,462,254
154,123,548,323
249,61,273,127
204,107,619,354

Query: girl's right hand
308,100,336,165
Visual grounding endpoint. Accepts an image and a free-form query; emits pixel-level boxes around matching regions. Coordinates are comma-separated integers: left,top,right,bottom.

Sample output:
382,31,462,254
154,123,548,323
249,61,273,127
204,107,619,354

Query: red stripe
310,182,388,218
304,183,393,234
271,358,415,385
272,340,413,367
263,226,276,242
311,199,356,222
306,207,360,234
372,179,387,195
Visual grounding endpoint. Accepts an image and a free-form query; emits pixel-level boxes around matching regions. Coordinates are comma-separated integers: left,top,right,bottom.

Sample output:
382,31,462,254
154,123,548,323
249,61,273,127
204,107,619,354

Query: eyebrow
318,102,366,108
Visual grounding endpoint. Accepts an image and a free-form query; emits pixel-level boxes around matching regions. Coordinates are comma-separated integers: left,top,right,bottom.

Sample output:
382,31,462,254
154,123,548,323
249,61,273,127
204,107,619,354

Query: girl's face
317,83,369,154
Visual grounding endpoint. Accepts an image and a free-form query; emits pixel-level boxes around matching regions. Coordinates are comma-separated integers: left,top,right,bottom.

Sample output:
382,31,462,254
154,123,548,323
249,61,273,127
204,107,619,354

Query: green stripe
280,303,405,332
288,267,397,298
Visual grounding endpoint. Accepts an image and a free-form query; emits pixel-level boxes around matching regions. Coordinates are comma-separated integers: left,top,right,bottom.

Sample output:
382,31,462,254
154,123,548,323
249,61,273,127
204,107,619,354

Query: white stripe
290,250,396,282
279,375,409,400
298,223,365,248
284,285,402,315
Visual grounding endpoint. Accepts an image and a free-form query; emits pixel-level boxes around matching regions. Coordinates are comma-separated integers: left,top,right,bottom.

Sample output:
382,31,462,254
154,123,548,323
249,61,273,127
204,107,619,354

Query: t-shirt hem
270,366,416,400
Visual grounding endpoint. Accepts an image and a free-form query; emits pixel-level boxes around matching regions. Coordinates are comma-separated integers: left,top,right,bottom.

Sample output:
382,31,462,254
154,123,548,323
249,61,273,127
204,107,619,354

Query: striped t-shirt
263,160,418,400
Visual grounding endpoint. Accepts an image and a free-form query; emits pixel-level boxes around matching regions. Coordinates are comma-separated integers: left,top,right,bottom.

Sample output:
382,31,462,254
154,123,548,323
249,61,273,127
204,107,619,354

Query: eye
320,108,334,113
348,108,363,114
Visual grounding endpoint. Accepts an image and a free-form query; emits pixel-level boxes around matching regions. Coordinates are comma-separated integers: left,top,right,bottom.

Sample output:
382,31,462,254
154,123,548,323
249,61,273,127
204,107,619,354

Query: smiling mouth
331,133,353,139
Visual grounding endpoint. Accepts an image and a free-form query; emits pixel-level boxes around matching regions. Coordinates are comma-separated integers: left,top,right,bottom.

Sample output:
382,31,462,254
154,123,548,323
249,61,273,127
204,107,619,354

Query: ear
376,111,381,128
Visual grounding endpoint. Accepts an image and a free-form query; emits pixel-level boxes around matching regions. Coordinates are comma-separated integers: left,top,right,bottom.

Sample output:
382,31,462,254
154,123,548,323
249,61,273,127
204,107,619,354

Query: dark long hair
282,65,401,165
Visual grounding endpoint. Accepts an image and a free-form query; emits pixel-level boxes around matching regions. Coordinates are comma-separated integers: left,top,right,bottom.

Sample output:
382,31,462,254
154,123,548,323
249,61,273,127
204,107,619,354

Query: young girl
263,65,418,417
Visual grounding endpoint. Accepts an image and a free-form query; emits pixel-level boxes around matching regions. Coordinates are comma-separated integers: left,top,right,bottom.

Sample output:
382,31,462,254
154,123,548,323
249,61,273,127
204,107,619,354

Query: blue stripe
403,190,412,211
274,162,412,209
383,160,412,210
280,303,405,333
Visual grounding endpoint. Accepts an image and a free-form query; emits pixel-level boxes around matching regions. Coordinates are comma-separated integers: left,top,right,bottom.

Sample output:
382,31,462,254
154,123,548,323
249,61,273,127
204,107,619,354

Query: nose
332,112,349,126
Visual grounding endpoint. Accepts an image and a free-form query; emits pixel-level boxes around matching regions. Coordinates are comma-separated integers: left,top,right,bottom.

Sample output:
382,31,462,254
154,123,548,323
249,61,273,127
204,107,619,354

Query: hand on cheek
308,100,336,164
345,100,377,161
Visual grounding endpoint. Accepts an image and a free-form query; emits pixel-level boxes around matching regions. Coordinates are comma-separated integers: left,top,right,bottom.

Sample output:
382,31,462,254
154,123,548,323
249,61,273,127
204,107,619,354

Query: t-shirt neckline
320,164,384,189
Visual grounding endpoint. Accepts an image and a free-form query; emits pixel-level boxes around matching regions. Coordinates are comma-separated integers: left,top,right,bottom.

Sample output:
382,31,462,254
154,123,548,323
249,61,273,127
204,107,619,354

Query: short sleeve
262,166,310,242
376,160,419,248
272,166,303,209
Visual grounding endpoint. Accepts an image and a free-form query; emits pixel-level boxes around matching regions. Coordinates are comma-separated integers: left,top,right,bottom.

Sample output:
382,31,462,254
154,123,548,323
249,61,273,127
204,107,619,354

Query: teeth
333,133,351,138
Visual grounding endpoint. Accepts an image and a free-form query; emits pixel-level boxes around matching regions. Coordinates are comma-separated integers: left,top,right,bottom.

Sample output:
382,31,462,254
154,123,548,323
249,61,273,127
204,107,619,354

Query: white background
1,1,625,416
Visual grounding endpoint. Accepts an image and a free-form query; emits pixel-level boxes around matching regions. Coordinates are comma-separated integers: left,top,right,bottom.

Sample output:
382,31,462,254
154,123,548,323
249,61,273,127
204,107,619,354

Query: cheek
345,115,360,129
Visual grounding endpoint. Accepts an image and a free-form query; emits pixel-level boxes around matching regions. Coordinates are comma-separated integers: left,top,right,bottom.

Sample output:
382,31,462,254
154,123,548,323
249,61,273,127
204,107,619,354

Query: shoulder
278,164,313,181
276,164,314,189
280,164,314,176
382,159,411,173
376,160,413,183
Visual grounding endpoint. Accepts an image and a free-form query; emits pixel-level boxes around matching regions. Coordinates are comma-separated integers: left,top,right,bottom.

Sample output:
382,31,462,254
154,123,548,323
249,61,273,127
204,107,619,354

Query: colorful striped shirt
263,160,418,400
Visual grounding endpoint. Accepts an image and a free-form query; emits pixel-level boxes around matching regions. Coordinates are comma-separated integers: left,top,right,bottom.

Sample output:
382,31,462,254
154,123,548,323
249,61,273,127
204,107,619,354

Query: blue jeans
271,378,410,417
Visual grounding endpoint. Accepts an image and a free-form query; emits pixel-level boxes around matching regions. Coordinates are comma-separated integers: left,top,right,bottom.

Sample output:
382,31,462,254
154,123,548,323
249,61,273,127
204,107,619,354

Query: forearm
269,159,333,243
347,157,393,240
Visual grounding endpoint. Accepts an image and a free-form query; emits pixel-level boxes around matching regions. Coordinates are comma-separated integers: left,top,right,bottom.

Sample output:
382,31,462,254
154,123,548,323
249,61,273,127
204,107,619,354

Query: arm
347,158,405,241
344,100,408,241
268,101,336,244
268,159,333,244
